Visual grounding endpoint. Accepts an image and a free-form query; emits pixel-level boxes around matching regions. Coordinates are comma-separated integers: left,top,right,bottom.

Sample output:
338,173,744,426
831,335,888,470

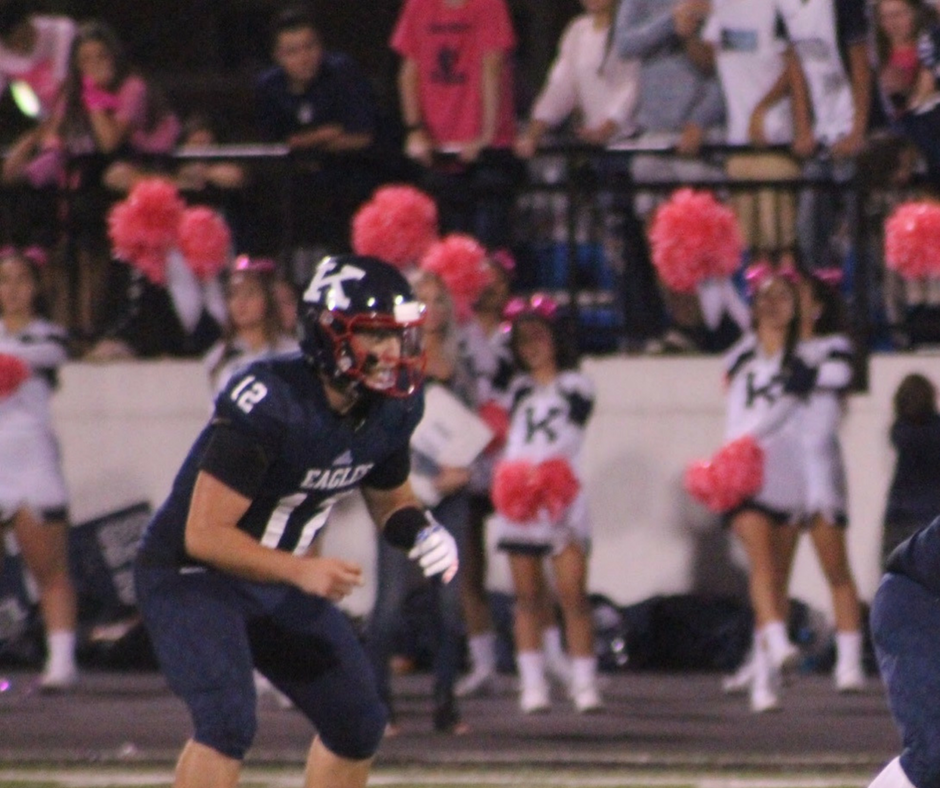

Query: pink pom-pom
478,400,510,454
649,188,744,293
492,459,541,523
108,178,186,284
351,184,439,269
420,234,494,322
533,457,580,522
884,201,940,280
684,436,764,513
0,354,29,398
178,206,231,280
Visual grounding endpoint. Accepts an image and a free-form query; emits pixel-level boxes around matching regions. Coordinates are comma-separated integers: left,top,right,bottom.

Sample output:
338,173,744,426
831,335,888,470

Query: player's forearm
185,522,304,585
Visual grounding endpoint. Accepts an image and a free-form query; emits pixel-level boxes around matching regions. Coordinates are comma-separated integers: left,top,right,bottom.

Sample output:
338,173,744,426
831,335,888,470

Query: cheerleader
792,273,865,691
203,255,298,399
0,247,76,690
722,272,816,712
492,296,600,714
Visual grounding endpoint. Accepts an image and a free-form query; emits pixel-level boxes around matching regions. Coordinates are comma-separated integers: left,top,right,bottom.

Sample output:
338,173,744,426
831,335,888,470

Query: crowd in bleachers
2,0,940,358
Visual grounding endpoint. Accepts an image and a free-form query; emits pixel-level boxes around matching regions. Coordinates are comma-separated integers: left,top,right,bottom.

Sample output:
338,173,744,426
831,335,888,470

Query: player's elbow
184,526,215,563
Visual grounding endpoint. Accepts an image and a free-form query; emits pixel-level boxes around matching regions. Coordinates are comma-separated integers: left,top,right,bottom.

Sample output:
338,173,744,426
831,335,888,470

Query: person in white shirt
0,246,77,691
776,0,871,273
515,0,640,156
702,1,802,258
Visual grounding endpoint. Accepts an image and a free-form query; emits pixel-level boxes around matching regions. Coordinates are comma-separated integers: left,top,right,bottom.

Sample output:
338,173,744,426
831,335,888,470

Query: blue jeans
871,573,940,788
365,492,469,710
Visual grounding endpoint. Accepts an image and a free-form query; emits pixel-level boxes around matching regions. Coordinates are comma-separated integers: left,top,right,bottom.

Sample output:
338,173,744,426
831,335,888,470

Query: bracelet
405,123,424,133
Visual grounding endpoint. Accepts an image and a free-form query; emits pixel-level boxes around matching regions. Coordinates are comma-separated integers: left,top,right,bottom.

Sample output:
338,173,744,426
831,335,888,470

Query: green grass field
0,766,875,788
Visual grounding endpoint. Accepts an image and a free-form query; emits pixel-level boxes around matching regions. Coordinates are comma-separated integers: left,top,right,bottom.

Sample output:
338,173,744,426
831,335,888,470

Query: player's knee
191,691,258,760
319,696,387,760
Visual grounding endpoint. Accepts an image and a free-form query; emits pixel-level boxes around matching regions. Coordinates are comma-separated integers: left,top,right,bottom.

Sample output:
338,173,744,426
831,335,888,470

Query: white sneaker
519,681,550,714
571,681,603,713
749,645,781,714
38,664,78,692
835,661,866,693
721,654,754,695
455,667,495,698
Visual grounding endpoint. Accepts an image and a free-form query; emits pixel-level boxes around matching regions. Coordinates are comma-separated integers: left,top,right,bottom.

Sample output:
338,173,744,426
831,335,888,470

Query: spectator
614,0,726,351
105,112,247,196
491,298,601,714
2,21,181,340
882,372,940,565
390,0,522,249
515,0,639,157
778,0,872,274
0,1,75,121
515,0,649,347
614,0,725,191
872,0,940,183
255,4,377,261
701,0,805,267
0,246,77,691
366,270,473,735
204,255,299,398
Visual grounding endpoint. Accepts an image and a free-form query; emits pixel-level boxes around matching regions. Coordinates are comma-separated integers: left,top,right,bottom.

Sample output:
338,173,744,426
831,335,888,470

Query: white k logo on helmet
304,260,367,310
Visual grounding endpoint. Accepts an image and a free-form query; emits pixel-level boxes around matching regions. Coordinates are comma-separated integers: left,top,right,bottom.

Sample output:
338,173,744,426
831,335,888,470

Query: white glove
408,521,459,584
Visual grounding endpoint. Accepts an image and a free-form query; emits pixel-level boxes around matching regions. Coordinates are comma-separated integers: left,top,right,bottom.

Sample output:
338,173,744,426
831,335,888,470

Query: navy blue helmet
300,255,426,396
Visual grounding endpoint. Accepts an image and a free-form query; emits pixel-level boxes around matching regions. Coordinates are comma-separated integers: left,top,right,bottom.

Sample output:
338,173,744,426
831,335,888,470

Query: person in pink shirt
2,21,181,341
391,0,523,248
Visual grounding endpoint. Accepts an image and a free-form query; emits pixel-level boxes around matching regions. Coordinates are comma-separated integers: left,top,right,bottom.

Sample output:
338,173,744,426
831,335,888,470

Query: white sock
836,630,862,669
868,757,916,788
543,626,565,663
570,656,597,689
46,630,76,674
467,632,496,673
516,650,546,689
761,621,792,665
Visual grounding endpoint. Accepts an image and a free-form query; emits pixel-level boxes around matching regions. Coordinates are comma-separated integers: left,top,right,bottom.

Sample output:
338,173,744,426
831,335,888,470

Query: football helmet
300,254,426,397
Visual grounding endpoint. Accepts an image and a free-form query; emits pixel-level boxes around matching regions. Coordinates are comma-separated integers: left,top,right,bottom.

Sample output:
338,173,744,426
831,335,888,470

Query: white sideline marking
0,768,870,788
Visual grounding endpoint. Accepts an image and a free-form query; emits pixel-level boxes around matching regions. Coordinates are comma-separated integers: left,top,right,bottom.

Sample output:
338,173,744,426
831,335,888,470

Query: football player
134,254,458,788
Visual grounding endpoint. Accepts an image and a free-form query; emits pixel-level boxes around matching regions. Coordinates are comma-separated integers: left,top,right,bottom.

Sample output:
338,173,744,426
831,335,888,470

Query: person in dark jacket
881,372,940,566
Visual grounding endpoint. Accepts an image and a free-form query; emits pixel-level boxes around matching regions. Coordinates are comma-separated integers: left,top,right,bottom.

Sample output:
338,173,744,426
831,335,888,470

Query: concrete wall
51,353,940,618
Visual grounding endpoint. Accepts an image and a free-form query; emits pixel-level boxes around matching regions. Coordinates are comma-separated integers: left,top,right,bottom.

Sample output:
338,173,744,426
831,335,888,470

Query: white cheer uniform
724,334,805,521
797,333,853,523
493,369,594,555
0,318,69,521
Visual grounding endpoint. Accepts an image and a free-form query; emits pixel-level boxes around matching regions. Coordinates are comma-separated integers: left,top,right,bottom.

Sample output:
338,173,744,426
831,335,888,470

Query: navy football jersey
137,352,424,567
